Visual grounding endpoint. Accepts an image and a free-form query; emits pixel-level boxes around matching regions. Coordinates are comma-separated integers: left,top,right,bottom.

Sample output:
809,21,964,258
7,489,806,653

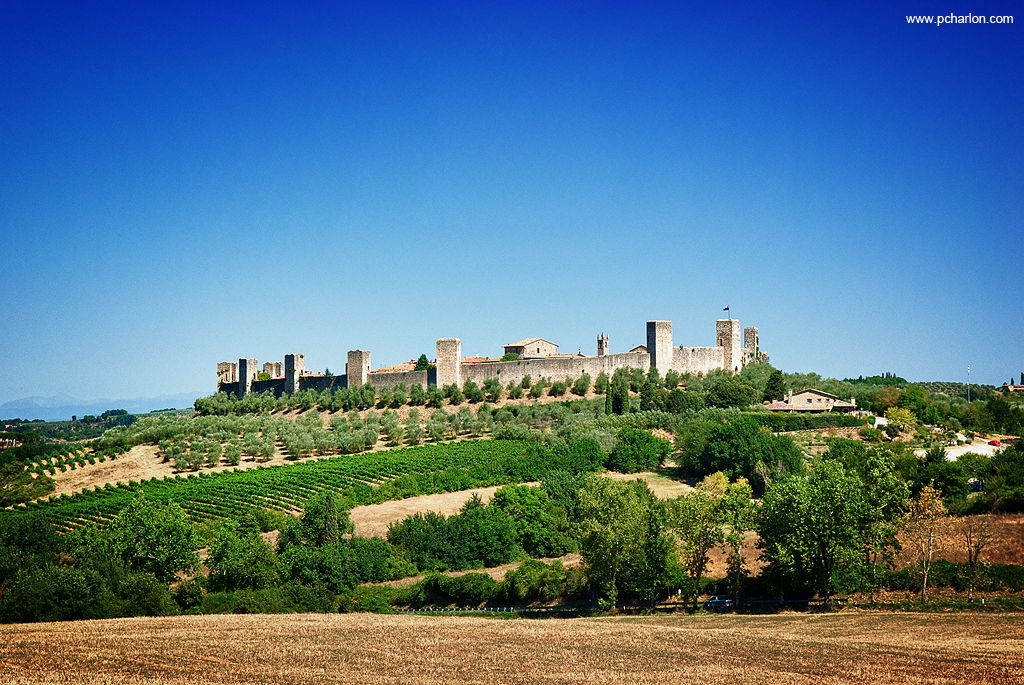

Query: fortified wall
216,317,765,398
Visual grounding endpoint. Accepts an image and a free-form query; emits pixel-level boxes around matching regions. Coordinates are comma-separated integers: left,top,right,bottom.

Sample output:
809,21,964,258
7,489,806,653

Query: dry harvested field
349,472,691,538
349,483,539,537
1,612,1022,684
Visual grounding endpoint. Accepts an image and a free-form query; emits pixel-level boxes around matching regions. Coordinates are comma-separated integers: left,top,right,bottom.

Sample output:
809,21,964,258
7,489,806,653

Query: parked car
703,595,735,609
988,440,1001,446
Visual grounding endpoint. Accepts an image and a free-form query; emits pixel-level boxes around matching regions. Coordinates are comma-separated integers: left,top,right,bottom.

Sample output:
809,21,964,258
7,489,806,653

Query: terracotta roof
792,388,841,400
463,356,502,363
629,345,648,353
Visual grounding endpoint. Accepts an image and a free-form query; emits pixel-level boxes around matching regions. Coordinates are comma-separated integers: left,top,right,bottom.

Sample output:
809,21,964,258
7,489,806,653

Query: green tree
483,378,503,403
757,461,868,598
490,484,575,557
680,417,803,495
764,369,786,403
414,354,433,371
885,406,916,430
897,385,929,421
207,520,281,592
706,376,759,408
606,427,671,473
500,352,522,362
106,497,201,582
576,476,671,607
720,477,756,604
606,375,629,415
667,489,724,608
905,482,947,603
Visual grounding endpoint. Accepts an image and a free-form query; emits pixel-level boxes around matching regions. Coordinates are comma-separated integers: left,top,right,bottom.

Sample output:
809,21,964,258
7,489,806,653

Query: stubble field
1,611,1022,684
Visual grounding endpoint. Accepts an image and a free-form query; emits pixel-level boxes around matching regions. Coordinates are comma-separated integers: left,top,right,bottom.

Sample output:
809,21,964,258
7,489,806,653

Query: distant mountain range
0,392,205,422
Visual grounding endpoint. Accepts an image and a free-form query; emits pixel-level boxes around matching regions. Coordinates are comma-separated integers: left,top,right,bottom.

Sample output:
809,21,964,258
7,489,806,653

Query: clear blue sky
1,1,1021,404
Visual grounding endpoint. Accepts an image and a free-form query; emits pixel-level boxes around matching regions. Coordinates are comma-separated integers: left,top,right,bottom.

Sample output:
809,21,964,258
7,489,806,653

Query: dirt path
371,553,583,588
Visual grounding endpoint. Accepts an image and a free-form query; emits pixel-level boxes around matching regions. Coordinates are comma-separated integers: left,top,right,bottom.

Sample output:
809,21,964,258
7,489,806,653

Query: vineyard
26,444,131,476
4,440,557,530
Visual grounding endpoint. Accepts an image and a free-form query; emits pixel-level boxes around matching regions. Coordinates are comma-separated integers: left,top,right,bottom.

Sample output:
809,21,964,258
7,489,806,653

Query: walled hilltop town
216,317,766,398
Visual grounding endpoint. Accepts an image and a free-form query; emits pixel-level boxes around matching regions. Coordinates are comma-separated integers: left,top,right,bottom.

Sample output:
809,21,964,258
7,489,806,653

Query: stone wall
262,361,283,378
459,352,650,386
251,378,287,396
299,375,348,393
672,346,724,375
214,316,766,399
367,369,429,389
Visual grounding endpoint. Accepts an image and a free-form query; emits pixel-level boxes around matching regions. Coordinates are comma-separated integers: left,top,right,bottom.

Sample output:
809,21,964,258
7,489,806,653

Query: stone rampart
214,316,765,398
366,369,429,389
459,352,650,385
299,375,348,393
672,346,724,375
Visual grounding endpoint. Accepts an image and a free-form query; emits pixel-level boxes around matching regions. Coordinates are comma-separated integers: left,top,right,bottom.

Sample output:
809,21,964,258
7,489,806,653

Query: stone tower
285,354,305,394
597,332,609,357
646,320,673,375
217,361,238,389
743,327,759,364
238,358,258,398
347,350,371,388
716,319,742,372
435,338,462,388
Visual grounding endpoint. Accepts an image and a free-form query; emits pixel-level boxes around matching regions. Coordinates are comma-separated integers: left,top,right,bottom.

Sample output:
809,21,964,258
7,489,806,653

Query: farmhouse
766,388,857,413
504,338,559,358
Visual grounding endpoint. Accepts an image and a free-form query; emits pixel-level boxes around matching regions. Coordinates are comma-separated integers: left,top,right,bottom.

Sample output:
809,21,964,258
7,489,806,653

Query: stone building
262,361,283,378
503,338,558,358
765,388,856,413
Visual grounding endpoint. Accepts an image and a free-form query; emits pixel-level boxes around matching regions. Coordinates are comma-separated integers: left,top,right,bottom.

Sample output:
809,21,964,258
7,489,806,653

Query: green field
4,440,547,529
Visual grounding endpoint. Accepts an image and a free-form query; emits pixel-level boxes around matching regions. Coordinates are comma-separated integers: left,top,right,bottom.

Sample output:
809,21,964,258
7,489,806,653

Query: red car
988,440,1001,447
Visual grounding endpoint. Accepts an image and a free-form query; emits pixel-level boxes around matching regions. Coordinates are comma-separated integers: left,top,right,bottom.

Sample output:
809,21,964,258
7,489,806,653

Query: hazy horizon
2,2,1020,403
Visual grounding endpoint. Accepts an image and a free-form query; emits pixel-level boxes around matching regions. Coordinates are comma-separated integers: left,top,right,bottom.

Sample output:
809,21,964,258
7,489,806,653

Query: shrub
605,428,671,473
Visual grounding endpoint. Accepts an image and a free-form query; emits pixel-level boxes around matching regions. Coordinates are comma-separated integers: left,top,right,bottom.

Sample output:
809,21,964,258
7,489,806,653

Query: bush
341,585,396,613
678,416,803,494
605,428,671,473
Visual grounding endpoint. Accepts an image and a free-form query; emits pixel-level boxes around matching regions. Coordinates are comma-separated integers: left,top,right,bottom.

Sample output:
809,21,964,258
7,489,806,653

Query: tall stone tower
284,354,305,394
435,338,462,388
238,358,258,398
347,350,371,388
217,361,238,390
716,319,742,372
646,320,673,375
597,332,609,357
743,327,759,364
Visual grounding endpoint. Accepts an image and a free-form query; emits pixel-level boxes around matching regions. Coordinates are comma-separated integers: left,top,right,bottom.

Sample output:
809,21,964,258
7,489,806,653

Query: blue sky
1,1,1021,405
